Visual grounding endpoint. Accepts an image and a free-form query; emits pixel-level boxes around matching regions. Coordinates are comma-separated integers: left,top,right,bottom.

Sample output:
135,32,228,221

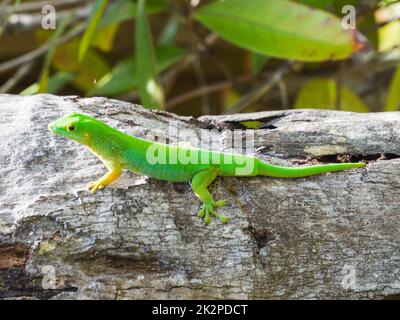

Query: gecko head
48,112,99,145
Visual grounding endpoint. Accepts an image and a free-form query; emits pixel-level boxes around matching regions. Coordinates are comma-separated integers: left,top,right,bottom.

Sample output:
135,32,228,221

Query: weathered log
0,94,399,299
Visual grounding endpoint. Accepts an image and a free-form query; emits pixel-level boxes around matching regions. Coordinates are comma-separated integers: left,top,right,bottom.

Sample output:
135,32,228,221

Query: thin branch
13,0,87,13
0,0,13,15
208,54,233,81
0,61,33,93
4,5,90,32
192,58,210,114
336,61,345,110
278,79,289,110
224,62,293,115
204,33,218,46
163,54,195,95
166,74,253,110
0,22,85,74
163,32,219,97
186,3,210,114
0,0,19,36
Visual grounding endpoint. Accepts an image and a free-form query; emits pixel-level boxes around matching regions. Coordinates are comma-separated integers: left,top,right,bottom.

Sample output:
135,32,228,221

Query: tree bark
1,94,399,300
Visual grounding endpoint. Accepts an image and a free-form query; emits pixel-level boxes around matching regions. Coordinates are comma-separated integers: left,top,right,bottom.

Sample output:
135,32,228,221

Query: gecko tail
256,159,365,178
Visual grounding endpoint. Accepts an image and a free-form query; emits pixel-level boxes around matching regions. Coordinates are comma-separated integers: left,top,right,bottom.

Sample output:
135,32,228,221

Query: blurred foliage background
0,0,399,116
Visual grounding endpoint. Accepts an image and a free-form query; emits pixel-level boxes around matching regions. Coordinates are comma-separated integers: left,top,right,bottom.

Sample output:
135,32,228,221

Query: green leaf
20,84,40,96
91,23,119,52
47,72,76,93
135,0,164,108
240,121,263,129
294,0,333,10
91,45,185,96
79,0,108,62
99,0,169,28
0,0,21,36
50,38,110,92
155,45,186,70
195,0,366,61
358,11,378,51
385,65,400,111
295,78,369,112
378,20,400,52
332,0,361,13
38,16,71,93
157,13,181,46
21,72,75,96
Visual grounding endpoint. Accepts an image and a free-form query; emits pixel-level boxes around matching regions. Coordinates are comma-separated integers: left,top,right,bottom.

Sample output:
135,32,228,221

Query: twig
0,0,12,15
4,5,91,32
278,79,289,110
12,0,86,13
0,22,85,74
336,61,345,110
186,2,210,114
192,58,210,114
208,54,233,81
163,54,195,95
117,54,196,103
224,62,293,115
163,32,219,96
0,61,33,93
0,0,18,36
204,33,218,46
166,74,253,110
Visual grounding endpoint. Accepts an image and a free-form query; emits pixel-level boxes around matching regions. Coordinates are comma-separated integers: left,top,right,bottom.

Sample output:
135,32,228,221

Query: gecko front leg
89,160,121,194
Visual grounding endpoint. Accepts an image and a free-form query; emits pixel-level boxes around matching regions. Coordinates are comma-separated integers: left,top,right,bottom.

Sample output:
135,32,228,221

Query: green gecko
48,113,366,224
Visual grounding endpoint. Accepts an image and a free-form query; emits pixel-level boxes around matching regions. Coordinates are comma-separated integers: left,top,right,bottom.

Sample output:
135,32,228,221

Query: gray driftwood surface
1,94,400,300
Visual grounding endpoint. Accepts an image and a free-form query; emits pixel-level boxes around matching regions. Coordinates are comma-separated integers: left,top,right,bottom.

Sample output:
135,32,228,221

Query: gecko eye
67,124,76,132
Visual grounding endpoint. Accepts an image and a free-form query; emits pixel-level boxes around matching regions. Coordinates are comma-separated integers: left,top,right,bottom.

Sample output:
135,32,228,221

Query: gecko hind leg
191,168,229,225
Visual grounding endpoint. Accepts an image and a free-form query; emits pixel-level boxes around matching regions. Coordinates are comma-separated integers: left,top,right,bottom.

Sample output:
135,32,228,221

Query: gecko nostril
48,123,54,131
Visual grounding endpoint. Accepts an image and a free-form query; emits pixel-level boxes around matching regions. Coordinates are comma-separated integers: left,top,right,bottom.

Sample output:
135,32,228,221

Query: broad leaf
91,24,119,52
195,0,366,61
51,39,110,92
385,65,400,111
21,72,75,95
294,0,333,10
99,0,169,28
79,0,108,61
295,78,369,112
38,16,71,93
91,45,185,96
378,20,400,52
135,0,164,108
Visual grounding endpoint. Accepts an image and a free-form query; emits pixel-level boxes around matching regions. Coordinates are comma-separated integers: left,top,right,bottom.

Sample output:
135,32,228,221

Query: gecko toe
89,182,105,194
209,208,229,223
197,208,205,218
214,200,227,207
204,211,211,224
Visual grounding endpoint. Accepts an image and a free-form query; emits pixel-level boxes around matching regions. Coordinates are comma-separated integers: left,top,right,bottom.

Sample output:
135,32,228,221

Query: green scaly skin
48,113,366,224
